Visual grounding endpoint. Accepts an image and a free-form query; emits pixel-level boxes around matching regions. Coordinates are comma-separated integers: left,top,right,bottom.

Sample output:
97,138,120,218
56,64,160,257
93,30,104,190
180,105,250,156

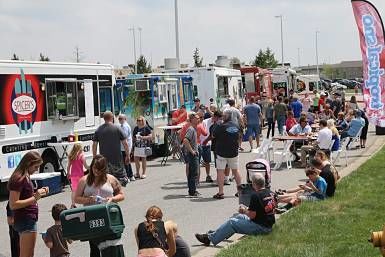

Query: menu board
84,79,95,127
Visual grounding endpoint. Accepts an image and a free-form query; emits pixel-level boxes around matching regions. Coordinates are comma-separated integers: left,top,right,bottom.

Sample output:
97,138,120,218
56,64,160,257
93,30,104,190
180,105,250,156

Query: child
43,204,71,257
170,222,191,257
67,143,88,208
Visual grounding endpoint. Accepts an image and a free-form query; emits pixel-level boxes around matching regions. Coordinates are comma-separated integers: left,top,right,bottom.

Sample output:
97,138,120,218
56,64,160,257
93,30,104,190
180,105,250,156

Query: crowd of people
5,89,369,256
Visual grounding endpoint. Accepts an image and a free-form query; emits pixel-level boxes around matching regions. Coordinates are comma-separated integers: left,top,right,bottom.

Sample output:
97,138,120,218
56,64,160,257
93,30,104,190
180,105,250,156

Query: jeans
267,118,275,138
276,116,286,135
186,152,199,195
89,240,101,257
121,151,133,178
208,214,271,245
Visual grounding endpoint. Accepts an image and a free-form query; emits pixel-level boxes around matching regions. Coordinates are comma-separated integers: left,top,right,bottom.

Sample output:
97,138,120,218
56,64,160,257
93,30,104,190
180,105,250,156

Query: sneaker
235,192,239,197
188,191,201,198
129,176,136,182
195,233,210,246
205,175,214,183
275,207,288,214
224,178,231,185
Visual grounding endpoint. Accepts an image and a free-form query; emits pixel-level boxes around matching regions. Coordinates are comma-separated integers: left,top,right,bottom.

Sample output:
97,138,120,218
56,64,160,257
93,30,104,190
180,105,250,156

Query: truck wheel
40,154,59,174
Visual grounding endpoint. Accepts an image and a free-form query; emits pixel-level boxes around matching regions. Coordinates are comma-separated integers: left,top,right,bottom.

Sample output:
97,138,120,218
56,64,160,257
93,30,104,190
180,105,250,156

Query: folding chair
332,138,349,167
347,127,363,149
273,140,293,170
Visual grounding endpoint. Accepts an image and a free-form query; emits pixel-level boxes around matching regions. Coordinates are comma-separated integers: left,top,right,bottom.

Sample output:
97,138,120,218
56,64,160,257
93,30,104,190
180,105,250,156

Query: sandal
140,174,147,179
213,193,224,199
134,173,140,179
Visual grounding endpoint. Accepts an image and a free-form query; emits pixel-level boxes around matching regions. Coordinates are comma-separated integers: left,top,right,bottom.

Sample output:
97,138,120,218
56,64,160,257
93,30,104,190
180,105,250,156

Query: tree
193,48,203,67
251,47,279,68
39,53,50,62
136,55,152,73
11,53,20,60
322,64,340,80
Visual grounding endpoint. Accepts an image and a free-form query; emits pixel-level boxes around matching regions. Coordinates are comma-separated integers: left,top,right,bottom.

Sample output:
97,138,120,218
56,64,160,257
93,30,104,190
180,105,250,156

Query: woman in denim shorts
8,151,48,257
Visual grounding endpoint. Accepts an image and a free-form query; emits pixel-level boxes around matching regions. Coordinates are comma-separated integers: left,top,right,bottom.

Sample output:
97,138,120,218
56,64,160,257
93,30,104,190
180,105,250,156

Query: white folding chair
273,140,293,170
332,138,349,166
252,138,273,162
347,127,363,149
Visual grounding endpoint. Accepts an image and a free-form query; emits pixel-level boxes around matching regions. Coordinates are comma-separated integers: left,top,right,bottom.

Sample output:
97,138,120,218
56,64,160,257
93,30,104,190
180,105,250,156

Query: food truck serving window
46,80,79,120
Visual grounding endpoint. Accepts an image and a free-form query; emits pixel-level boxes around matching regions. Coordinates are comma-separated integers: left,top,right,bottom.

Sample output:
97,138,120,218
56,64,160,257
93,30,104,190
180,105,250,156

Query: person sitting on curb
276,167,327,213
195,173,276,246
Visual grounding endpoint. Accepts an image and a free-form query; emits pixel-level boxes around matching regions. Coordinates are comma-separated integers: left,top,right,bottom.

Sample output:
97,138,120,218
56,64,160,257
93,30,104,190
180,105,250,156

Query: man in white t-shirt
300,119,332,167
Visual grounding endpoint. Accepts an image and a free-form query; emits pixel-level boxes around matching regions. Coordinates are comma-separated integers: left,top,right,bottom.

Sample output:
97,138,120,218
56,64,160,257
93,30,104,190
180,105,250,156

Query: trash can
60,203,125,257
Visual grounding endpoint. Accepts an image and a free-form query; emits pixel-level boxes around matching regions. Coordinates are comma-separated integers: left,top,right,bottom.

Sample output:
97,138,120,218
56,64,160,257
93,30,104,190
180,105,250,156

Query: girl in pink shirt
67,143,88,208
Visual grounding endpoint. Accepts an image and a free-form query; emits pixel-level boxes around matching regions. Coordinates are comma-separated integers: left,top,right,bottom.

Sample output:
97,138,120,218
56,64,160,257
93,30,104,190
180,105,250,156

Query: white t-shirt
200,118,213,145
317,127,333,149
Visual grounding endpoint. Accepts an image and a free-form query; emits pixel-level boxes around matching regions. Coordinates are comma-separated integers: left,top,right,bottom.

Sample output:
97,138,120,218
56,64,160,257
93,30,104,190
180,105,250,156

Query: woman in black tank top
135,206,176,257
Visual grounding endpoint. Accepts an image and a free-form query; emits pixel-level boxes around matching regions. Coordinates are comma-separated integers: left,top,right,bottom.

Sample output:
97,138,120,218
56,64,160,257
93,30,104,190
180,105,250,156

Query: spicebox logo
11,69,37,134
12,95,36,115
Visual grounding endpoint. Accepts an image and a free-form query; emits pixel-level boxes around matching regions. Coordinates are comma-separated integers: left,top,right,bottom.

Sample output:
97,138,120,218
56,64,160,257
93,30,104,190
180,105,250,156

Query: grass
217,146,385,257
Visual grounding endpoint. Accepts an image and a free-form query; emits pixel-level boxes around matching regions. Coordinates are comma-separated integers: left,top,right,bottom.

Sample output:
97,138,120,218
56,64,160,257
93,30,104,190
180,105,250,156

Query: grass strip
217,146,385,257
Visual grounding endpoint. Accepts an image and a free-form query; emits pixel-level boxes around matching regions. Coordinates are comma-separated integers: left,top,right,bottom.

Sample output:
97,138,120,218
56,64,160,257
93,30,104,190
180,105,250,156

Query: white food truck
0,60,115,193
170,66,243,109
270,67,297,97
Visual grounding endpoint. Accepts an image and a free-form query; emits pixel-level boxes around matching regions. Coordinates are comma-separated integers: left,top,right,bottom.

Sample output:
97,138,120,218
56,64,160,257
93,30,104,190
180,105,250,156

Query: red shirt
286,118,297,132
172,110,187,125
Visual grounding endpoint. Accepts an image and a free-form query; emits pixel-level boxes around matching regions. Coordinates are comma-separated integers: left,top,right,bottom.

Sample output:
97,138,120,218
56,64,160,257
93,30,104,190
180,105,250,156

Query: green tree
136,55,152,74
193,47,203,67
322,64,340,80
251,47,278,68
39,53,50,62
11,53,20,60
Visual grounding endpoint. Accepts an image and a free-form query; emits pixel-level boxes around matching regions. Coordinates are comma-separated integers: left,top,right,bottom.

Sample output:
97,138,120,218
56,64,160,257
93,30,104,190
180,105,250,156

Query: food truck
116,73,194,156
240,66,272,100
296,74,321,95
270,67,297,97
0,60,115,192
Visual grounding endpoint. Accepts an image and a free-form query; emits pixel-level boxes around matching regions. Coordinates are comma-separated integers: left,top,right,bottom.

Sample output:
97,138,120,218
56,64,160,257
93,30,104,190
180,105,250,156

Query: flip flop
213,193,224,199
140,174,147,179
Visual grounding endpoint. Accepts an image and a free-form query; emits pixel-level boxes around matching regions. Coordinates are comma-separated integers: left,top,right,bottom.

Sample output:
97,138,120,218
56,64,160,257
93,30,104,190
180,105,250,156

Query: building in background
296,60,363,80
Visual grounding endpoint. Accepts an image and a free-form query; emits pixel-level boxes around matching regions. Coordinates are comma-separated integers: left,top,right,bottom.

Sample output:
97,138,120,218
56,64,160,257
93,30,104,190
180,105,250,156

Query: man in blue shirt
243,96,262,151
340,110,365,148
290,95,303,121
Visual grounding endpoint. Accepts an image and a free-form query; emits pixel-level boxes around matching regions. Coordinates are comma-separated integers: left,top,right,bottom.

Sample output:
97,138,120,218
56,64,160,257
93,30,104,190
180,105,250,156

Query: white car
331,82,347,90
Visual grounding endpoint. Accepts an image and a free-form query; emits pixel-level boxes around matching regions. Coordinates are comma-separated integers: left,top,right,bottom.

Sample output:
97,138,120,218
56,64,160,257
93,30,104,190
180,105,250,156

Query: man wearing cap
290,94,303,121
192,98,201,113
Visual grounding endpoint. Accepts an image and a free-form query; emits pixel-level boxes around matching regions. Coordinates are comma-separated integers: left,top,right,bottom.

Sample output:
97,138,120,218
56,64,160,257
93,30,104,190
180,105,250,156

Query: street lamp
138,27,143,56
129,27,137,74
275,15,284,67
174,0,180,66
315,30,320,77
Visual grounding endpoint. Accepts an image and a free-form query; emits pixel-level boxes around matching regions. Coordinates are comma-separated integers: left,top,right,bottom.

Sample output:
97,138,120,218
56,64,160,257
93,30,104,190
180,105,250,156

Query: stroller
239,159,271,206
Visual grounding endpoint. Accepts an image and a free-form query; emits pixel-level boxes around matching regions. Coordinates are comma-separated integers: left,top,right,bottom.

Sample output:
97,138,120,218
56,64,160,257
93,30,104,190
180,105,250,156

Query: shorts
246,124,260,138
13,218,37,234
216,155,238,170
298,193,322,202
201,145,211,163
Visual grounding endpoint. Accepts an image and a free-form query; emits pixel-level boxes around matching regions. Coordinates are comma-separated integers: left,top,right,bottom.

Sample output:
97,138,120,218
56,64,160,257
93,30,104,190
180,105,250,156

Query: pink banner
352,0,385,127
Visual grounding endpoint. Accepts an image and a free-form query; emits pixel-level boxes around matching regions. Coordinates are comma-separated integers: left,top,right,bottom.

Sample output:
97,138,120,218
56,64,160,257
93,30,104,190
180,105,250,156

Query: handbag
134,147,152,157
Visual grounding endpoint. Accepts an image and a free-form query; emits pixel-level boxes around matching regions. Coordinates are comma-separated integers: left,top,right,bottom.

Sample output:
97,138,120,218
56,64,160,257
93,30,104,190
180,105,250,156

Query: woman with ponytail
135,206,176,257
8,151,48,257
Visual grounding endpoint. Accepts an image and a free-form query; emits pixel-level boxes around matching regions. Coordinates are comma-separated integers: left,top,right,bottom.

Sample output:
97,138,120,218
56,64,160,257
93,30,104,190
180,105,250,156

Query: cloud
0,0,384,67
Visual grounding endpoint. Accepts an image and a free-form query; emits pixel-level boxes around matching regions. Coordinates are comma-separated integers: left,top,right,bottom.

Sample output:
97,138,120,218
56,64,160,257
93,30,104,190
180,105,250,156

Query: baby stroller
239,159,271,206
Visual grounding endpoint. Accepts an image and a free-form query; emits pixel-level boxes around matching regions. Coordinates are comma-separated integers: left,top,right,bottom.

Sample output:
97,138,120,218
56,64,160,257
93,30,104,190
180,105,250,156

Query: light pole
297,48,300,67
174,0,180,66
275,15,284,67
138,27,143,56
316,30,320,77
129,27,137,74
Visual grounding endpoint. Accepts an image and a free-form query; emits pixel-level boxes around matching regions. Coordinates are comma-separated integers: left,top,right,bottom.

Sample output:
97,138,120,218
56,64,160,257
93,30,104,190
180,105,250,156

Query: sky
0,0,384,68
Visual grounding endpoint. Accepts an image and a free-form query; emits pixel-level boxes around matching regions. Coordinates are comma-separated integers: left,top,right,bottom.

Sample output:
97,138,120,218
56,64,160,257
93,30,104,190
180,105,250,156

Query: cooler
31,172,62,196
60,203,125,242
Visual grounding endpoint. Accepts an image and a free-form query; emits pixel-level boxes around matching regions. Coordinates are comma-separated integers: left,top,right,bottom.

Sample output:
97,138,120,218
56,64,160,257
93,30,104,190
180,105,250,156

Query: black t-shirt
209,122,219,151
213,121,240,158
248,189,276,228
320,164,336,197
93,123,126,165
133,126,152,147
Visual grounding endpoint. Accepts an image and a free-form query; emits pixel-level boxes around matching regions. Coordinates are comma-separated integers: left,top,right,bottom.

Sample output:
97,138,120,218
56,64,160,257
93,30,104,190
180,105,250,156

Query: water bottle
95,195,104,204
